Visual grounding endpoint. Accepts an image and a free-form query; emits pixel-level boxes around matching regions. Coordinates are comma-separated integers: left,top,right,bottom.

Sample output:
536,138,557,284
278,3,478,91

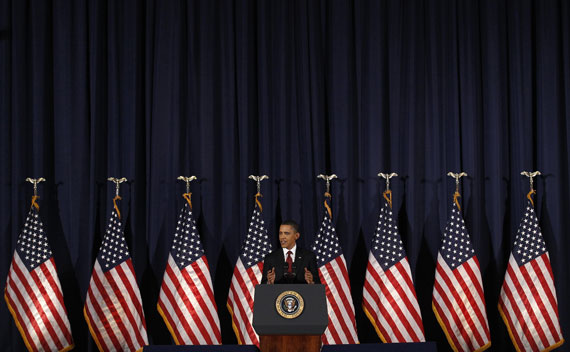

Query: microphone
283,263,297,280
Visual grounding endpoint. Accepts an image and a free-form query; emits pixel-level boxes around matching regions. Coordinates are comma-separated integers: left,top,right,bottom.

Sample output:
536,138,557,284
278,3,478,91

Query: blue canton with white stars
171,203,204,269
240,205,272,269
97,210,130,272
16,208,52,271
312,208,342,267
372,201,406,271
440,203,476,270
512,201,547,266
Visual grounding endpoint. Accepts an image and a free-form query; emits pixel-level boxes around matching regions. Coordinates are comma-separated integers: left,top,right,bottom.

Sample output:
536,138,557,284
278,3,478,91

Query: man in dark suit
261,220,320,284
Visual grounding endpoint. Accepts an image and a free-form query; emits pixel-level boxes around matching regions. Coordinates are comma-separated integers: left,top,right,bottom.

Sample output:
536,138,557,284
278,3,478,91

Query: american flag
158,202,221,345
227,202,272,346
83,209,148,351
4,206,74,352
432,201,491,352
362,198,425,342
498,201,563,351
312,205,359,344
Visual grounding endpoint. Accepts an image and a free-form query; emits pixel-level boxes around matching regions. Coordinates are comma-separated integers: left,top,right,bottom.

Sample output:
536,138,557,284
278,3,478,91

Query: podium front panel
253,284,328,335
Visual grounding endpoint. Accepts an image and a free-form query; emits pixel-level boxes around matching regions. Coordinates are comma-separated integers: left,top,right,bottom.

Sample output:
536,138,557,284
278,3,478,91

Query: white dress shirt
282,245,297,262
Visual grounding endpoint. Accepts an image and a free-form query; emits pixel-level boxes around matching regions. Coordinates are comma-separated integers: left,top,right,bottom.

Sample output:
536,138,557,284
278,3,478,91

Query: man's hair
281,220,300,234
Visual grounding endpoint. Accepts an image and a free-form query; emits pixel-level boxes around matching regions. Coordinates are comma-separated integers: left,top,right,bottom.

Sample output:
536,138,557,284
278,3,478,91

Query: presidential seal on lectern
275,290,304,319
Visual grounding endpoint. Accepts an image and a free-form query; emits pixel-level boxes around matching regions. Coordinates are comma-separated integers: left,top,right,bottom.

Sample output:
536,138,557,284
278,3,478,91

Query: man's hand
304,267,314,284
267,267,275,284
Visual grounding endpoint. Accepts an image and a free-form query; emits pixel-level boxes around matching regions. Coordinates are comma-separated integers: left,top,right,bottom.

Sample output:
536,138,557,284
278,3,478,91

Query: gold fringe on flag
31,195,40,211
255,192,263,213
324,192,332,218
383,190,393,209
453,191,461,211
113,195,122,219
183,193,193,209
527,189,536,207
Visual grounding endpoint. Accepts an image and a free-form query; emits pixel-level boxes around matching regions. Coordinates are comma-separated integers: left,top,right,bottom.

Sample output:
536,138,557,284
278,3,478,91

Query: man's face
279,225,300,250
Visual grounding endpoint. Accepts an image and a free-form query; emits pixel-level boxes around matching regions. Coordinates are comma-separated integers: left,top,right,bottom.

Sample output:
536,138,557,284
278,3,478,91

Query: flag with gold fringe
4,196,74,352
227,192,272,346
432,190,491,352
83,195,148,351
312,194,359,344
498,199,564,352
158,193,221,345
363,192,425,342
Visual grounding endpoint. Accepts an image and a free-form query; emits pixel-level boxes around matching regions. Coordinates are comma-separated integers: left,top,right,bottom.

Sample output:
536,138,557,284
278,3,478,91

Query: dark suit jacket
261,247,320,284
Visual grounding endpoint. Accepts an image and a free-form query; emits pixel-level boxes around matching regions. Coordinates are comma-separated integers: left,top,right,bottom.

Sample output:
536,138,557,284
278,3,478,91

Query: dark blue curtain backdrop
1,0,569,351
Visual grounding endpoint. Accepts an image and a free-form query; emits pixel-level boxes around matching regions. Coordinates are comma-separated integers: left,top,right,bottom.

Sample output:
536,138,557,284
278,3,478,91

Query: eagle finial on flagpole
447,172,468,194
25,177,46,197
248,175,269,195
177,176,197,195
378,172,398,192
317,174,337,195
521,171,541,193
107,177,127,197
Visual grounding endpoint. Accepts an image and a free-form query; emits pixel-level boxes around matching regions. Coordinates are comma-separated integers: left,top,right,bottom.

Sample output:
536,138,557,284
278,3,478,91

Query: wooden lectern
253,284,328,352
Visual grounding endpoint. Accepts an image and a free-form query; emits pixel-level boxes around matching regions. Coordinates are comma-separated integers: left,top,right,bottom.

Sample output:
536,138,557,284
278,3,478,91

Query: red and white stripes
363,255,424,342
433,255,490,352
499,253,563,352
158,254,221,345
319,255,359,345
227,259,263,346
84,260,148,352
5,254,73,352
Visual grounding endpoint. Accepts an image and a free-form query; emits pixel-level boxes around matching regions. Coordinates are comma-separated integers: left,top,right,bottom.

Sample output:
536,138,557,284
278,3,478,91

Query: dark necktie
286,251,293,274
